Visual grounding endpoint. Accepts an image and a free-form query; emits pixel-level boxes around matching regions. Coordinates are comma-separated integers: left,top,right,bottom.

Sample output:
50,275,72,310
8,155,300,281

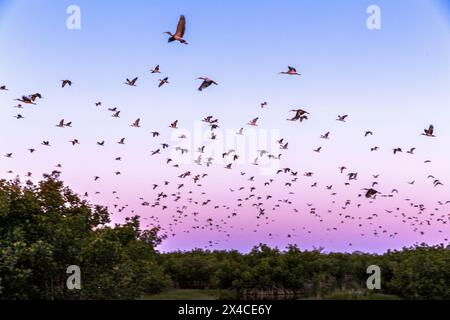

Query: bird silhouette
165,15,188,45
280,66,301,76
61,80,72,88
197,78,218,91
125,77,138,86
422,125,435,137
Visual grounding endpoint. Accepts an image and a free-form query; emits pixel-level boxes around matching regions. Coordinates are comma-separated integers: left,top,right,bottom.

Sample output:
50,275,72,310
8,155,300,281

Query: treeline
161,244,449,300
0,174,449,300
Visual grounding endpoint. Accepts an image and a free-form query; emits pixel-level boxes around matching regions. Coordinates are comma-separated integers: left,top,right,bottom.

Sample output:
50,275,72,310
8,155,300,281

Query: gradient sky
1,0,449,253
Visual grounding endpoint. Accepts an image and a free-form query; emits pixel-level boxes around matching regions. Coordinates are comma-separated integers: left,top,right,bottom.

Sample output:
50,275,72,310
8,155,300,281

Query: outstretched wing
429,125,434,134
176,15,186,37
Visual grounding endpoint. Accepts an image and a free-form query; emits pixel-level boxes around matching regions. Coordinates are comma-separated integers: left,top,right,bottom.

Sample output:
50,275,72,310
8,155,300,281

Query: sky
0,0,449,253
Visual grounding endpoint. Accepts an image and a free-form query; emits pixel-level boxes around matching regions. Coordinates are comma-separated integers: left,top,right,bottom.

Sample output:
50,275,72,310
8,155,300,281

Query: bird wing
176,15,186,37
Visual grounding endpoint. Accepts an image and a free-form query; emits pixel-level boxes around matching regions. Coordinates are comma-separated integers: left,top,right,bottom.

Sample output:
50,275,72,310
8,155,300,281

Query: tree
0,173,170,300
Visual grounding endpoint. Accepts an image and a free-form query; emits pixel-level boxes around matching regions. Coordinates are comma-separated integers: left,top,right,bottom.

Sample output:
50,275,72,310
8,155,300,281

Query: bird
363,188,379,199
151,65,161,74
56,119,66,128
169,120,178,129
165,15,188,45
247,118,259,126
337,115,348,122
112,111,121,118
131,119,141,128
29,93,42,102
422,125,435,137
280,66,301,76
0,85,8,91
197,78,218,91
15,96,36,105
69,139,80,146
288,109,309,122
320,132,330,139
158,77,169,88
61,80,72,88
125,77,138,86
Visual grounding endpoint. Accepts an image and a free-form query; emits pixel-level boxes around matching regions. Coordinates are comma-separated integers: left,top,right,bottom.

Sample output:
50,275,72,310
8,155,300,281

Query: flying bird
165,15,188,45
131,119,141,128
125,77,138,87
170,120,178,129
61,80,72,88
422,125,435,137
280,66,301,76
151,65,161,74
337,115,348,122
197,78,218,91
288,109,309,122
159,77,169,88
247,118,259,126
15,96,36,105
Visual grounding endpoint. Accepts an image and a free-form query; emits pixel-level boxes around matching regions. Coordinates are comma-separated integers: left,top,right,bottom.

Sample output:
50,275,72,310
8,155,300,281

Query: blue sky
1,1,449,252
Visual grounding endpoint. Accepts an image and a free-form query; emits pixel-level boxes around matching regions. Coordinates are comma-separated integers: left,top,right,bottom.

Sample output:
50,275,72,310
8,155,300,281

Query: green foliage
161,244,450,300
0,173,170,300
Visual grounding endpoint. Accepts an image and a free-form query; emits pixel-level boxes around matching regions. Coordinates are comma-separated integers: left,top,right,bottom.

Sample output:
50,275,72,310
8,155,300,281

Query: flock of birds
1,15,449,251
